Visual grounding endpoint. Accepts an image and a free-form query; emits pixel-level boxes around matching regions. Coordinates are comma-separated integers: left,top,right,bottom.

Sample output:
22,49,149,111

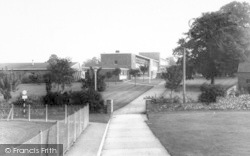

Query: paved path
101,82,171,156
65,122,106,156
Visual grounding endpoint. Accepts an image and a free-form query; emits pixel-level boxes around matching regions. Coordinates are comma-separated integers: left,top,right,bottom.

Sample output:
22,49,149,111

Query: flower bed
147,94,250,113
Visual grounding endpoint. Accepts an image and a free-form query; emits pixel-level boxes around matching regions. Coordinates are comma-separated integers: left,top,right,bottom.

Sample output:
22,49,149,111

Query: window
114,60,118,65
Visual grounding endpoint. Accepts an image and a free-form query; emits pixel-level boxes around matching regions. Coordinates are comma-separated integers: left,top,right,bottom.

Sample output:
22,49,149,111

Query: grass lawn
4,81,152,123
162,77,237,101
0,120,54,144
102,82,153,111
148,111,250,156
10,82,82,99
127,78,163,86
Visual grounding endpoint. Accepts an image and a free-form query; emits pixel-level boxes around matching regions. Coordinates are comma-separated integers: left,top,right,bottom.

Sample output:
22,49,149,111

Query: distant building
0,62,82,81
237,61,250,90
100,51,167,80
139,52,168,72
101,51,157,78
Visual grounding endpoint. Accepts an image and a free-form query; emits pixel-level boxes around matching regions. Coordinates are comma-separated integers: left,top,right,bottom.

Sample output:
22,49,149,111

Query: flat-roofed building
100,51,160,80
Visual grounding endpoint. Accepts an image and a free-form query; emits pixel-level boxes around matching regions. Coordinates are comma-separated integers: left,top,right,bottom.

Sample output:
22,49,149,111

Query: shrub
42,89,104,112
43,92,65,105
198,83,225,104
29,73,42,84
13,95,43,107
97,75,106,92
80,89,104,112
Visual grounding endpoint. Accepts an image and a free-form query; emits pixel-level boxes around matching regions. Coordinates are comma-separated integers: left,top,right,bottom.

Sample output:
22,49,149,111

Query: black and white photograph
0,0,250,155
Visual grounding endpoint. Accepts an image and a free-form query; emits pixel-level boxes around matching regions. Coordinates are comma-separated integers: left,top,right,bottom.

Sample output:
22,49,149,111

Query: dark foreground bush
43,89,104,112
198,83,225,104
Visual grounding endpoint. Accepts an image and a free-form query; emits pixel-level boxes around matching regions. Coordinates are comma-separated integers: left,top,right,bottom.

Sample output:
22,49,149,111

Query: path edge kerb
97,117,112,156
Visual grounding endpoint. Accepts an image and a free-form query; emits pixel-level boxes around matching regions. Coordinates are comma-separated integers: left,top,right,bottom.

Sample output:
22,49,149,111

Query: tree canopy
129,69,140,86
47,57,75,92
83,57,101,67
173,1,250,84
139,64,149,81
162,65,183,99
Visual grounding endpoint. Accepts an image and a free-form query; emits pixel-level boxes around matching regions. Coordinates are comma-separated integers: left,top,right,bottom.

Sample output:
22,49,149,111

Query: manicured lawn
127,78,163,86
0,120,54,144
10,82,82,99
148,111,250,156
6,81,152,123
102,82,153,111
162,77,237,101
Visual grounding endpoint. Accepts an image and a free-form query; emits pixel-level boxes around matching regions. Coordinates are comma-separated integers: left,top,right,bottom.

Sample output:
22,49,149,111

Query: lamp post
93,67,98,91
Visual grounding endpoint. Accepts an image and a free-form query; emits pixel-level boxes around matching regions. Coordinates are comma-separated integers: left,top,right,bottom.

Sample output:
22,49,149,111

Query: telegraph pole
183,48,186,104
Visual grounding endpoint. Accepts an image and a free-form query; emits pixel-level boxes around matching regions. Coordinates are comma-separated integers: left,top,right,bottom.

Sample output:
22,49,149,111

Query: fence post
79,108,82,133
67,115,70,150
11,104,14,120
45,105,48,122
74,112,77,141
65,104,67,124
40,130,43,144
87,104,89,126
56,121,59,144
28,105,31,121
40,130,43,156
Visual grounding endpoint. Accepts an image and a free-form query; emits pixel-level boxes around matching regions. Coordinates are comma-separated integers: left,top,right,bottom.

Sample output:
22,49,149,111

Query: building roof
238,62,250,73
139,52,160,61
0,62,78,71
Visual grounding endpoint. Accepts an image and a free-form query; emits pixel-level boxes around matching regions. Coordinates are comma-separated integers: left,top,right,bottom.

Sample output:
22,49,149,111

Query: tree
162,65,183,100
81,67,106,92
139,65,149,82
105,71,113,87
83,57,101,67
47,54,59,65
129,69,140,86
173,2,250,84
166,57,176,66
112,68,121,84
47,57,76,92
0,73,20,102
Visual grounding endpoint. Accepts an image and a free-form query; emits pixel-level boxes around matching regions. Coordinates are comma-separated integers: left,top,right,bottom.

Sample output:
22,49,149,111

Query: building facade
0,62,82,82
101,51,161,79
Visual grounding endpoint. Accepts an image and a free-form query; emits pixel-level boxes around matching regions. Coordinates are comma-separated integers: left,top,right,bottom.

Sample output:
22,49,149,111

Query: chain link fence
1,104,89,156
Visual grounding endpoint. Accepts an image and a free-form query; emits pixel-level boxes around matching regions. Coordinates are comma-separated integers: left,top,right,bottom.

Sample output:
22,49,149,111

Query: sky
0,0,247,64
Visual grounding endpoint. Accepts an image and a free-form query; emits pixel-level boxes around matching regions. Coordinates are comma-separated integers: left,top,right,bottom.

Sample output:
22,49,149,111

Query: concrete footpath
100,82,170,156
65,122,106,156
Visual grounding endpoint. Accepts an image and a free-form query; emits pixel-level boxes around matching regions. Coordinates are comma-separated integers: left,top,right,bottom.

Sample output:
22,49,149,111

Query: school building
99,51,168,81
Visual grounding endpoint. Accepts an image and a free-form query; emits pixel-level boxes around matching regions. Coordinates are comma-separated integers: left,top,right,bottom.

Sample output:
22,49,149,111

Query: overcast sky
0,0,247,63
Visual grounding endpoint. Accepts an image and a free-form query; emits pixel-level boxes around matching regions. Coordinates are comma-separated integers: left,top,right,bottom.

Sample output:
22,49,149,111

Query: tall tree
166,57,176,66
162,65,183,100
112,68,121,84
173,2,250,84
139,65,149,82
47,54,59,65
83,57,101,67
47,57,75,92
129,69,140,86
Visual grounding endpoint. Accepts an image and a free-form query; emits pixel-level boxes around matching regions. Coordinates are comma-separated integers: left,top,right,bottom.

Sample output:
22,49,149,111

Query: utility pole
183,48,186,104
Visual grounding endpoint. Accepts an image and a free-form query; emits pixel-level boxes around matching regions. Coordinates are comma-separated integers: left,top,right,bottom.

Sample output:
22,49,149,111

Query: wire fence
1,104,89,156
1,103,84,122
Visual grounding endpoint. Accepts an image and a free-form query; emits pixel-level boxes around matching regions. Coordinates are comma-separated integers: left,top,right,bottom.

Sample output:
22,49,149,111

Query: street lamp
183,18,195,104
93,66,98,91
